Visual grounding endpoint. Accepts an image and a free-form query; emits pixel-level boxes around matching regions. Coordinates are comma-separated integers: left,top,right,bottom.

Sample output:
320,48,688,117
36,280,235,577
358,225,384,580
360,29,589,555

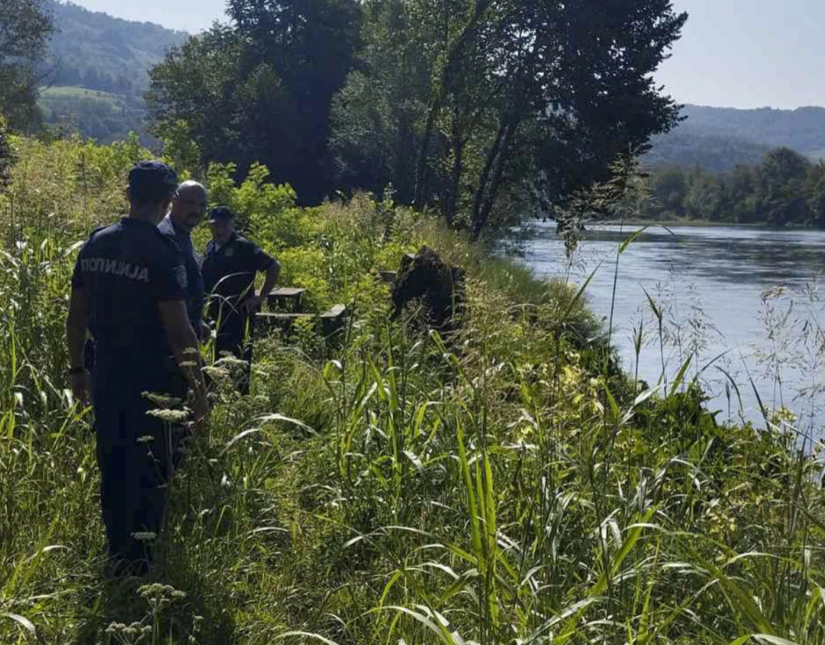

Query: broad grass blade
619,226,649,254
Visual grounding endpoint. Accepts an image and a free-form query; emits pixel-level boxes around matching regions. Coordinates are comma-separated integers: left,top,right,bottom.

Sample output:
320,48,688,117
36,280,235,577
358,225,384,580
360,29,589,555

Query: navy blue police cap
128,161,179,203
208,207,236,223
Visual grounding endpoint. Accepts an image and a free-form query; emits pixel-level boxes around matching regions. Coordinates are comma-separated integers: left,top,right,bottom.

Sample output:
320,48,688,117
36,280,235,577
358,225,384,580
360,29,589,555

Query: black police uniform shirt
158,215,205,330
72,218,188,392
202,233,275,310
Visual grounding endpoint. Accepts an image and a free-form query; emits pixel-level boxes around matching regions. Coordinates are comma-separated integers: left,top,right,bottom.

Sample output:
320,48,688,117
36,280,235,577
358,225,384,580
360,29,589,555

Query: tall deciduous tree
331,0,687,236
757,147,810,226
0,0,53,130
148,0,360,204
147,26,247,169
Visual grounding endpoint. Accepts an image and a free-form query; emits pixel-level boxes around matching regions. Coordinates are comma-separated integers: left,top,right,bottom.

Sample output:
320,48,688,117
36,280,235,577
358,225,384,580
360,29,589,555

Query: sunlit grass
0,136,824,644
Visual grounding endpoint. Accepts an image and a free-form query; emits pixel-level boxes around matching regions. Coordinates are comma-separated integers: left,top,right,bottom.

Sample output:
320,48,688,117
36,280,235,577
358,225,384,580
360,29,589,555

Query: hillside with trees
45,1,187,98
37,1,186,143
644,128,770,172
680,104,825,156
647,105,825,171
639,106,825,226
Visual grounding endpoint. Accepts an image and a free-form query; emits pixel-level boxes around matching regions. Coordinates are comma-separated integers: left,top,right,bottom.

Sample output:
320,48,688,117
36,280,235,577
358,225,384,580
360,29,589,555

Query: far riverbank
600,218,822,230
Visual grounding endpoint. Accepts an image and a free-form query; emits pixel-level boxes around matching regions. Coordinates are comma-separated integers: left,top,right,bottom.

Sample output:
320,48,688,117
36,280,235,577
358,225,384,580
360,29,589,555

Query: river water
519,222,825,428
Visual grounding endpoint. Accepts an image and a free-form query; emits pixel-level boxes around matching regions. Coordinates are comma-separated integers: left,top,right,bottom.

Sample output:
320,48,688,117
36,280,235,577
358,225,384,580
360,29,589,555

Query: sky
66,0,825,110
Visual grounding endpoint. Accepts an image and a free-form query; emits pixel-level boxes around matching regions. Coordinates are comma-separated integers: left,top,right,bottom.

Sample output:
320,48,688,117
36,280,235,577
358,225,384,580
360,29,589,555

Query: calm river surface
519,222,825,427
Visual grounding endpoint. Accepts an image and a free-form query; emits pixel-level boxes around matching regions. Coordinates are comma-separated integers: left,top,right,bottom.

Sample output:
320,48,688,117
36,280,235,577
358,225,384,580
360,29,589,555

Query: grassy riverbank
2,136,825,645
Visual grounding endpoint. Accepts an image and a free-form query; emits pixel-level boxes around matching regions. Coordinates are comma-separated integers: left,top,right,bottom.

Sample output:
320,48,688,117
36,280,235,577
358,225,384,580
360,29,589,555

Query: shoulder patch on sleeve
174,265,188,290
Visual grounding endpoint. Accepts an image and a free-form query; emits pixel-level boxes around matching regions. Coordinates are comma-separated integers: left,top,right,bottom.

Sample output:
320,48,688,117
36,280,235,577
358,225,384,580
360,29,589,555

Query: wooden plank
267,286,307,313
320,304,346,319
256,312,314,335
272,287,307,298
257,312,315,321
320,304,347,338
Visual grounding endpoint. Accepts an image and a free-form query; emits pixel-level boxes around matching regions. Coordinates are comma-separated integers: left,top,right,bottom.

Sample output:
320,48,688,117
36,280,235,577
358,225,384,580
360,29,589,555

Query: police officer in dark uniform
159,180,209,339
202,207,280,395
66,161,209,575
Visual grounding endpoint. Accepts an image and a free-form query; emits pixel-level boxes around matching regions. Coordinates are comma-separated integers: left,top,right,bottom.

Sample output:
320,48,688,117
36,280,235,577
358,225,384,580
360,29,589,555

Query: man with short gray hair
159,180,209,339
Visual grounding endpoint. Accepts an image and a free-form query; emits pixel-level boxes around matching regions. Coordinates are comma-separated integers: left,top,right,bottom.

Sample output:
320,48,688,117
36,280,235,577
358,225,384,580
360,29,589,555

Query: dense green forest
148,0,688,235
45,0,187,98
676,104,825,158
641,147,825,227
644,129,770,173
38,1,186,144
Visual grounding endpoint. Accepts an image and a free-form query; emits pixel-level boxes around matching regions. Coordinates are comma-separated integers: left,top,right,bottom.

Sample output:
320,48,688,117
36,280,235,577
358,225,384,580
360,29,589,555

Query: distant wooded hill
646,105,825,171
39,1,187,143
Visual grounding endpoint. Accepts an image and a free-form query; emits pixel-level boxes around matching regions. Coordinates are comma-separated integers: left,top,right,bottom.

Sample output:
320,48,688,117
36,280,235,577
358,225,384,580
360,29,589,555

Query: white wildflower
146,409,190,423
142,392,183,408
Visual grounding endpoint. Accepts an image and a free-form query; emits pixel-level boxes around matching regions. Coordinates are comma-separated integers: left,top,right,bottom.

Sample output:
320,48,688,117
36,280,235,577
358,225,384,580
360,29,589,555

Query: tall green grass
0,135,823,645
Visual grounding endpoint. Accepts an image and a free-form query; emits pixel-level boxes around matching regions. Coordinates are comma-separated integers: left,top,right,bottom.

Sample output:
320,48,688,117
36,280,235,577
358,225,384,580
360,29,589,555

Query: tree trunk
444,117,465,227
413,0,493,210
413,96,441,210
471,118,508,232
473,121,517,238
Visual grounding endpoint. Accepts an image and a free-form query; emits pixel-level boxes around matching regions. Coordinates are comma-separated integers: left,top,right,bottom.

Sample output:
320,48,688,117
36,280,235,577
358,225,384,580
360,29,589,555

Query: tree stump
391,246,466,332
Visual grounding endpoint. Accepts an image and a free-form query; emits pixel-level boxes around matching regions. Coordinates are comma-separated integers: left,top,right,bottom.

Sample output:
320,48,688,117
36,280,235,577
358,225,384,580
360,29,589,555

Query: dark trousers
214,310,254,395
93,371,187,574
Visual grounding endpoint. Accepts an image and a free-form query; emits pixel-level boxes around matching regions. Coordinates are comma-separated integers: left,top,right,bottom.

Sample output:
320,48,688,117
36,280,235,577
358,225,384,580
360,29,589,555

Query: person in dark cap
202,207,280,395
159,180,209,339
66,160,210,575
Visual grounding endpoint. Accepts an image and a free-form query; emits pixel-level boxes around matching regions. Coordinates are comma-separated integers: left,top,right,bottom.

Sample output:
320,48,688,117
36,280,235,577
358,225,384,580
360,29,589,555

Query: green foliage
45,0,187,98
148,0,361,204
644,147,825,226
37,86,149,145
0,132,149,244
646,128,771,173
147,0,685,236
2,135,824,645
677,105,825,157
157,120,202,178
0,0,53,131
329,0,687,237
0,116,11,188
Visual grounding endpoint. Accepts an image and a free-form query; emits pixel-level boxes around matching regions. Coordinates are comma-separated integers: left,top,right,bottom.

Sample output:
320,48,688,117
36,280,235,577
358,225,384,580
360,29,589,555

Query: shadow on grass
73,476,238,644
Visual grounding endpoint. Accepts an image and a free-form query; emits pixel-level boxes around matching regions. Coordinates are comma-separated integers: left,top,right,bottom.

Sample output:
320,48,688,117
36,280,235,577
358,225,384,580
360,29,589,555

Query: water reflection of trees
576,229,825,285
